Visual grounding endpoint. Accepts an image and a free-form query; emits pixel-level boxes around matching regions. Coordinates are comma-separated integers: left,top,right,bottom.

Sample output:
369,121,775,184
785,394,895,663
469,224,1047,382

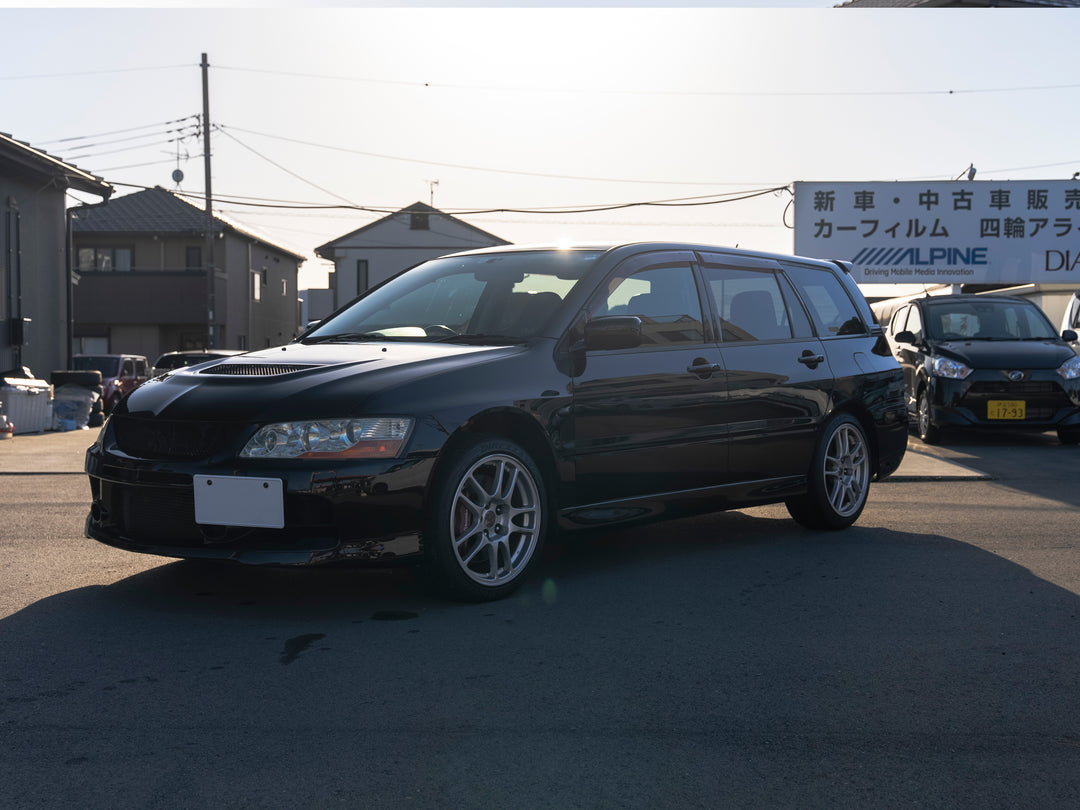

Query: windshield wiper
435,333,526,345
302,332,402,344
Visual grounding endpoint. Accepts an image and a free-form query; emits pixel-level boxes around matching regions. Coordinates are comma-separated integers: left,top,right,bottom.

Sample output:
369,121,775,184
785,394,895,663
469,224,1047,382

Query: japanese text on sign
792,181,1080,285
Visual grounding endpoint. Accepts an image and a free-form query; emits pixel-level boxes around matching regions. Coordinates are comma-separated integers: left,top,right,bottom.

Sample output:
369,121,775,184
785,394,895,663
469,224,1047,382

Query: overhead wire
212,124,362,207
111,176,790,218
41,61,1074,236
212,64,1080,99
217,123,754,187
0,64,191,81
34,115,199,146
7,58,1079,98
61,123,200,156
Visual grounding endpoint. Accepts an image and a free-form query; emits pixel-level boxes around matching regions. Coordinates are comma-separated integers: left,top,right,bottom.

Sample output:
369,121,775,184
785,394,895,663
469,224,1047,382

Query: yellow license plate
987,400,1026,420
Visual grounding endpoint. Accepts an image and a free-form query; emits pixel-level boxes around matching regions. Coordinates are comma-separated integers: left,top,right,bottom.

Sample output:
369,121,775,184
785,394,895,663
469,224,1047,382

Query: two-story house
70,186,305,359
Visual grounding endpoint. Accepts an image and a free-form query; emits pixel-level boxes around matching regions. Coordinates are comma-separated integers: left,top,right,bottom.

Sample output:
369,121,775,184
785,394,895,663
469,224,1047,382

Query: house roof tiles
71,186,305,261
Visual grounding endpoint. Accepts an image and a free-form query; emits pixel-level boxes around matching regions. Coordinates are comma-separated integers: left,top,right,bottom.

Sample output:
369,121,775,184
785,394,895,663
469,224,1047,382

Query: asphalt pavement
0,424,991,479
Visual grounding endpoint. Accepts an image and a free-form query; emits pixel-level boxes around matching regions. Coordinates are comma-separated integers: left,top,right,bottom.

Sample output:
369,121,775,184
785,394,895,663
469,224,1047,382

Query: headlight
240,417,412,459
929,356,972,380
1058,355,1080,381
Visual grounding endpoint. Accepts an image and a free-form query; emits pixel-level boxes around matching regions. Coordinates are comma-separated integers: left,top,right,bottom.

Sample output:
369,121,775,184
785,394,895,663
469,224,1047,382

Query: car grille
967,380,1058,396
962,380,1071,422
112,415,245,460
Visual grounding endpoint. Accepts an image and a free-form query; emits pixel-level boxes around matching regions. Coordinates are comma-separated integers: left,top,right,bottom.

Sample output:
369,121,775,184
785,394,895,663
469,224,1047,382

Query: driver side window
591,264,704,346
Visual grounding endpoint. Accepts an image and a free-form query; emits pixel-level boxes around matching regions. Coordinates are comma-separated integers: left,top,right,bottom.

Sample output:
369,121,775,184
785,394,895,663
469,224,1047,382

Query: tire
916,389,941,445
87,411,105,428
1058,427,1080,445
786,412,871,531
423,436,547,602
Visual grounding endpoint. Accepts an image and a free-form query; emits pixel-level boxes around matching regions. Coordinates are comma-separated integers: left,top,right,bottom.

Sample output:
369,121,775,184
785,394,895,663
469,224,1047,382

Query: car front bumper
927,371,1080,430
84,438,433,566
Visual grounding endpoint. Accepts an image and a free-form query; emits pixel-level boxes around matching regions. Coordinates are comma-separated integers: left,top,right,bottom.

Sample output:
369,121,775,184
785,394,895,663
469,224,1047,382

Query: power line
61,123,199,155
213,64,1080,99
97,157,199,173
213,124,361,207
217,123,754,187
111,178,790,217
0,64,190,80
35,115,199,145
62,137,189,162
7,57,1079,99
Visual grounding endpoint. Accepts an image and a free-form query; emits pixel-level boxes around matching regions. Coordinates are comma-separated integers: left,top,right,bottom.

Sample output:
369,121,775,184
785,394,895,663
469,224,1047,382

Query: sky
3,2,1079,291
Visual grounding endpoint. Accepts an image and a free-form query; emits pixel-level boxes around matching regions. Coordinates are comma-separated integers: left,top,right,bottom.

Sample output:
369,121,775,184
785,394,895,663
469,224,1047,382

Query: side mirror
894,330,917,346
1063,329,1078,342
584,316,643,351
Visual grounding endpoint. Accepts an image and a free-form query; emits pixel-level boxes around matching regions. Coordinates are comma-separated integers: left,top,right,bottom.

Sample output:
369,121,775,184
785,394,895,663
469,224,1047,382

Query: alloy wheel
822,422,869,519
449,452,542,586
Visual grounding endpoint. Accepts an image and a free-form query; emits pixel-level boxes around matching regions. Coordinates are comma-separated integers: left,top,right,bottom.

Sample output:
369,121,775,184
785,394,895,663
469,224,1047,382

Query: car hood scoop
199,362,317,376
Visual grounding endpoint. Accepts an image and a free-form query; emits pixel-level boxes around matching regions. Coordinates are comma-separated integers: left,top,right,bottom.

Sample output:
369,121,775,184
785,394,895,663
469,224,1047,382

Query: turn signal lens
240,417,412,459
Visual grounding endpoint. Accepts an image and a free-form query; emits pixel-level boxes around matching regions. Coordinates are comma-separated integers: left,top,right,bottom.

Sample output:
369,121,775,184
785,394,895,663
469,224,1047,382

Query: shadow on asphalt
901,428,1079,506
3,504,1080,806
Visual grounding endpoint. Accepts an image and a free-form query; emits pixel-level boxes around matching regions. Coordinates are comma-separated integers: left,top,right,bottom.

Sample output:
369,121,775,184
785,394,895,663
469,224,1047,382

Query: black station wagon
85,243,907,601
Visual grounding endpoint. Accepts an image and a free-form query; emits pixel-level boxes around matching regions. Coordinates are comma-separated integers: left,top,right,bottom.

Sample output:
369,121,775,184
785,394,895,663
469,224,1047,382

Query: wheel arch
427,407,562,516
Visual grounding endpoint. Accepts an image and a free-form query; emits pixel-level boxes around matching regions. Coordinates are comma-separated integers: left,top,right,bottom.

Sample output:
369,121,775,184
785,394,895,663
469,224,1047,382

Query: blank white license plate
193,475,284,528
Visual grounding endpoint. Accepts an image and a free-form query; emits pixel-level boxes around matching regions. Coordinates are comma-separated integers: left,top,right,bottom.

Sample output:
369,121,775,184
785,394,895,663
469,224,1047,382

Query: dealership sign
793,180,1080,285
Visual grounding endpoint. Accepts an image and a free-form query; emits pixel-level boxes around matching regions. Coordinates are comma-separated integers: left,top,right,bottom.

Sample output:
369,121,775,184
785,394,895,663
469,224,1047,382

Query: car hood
936,339,1076,370
121,341,524,421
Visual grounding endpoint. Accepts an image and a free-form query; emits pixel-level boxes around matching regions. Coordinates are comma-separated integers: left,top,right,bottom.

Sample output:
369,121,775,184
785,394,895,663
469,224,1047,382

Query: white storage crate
1,377,53,434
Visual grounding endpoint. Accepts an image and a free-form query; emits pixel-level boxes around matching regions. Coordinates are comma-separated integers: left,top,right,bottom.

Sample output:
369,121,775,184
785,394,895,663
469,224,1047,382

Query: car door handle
687,359,724,376
798,351,825,368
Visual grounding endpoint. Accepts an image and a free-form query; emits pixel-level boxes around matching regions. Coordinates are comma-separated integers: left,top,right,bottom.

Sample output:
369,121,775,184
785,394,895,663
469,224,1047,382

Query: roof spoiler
832,260,854,275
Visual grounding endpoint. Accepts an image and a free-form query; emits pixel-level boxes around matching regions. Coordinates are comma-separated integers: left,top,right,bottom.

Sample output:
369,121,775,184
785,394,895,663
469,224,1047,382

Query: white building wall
321,209,509,310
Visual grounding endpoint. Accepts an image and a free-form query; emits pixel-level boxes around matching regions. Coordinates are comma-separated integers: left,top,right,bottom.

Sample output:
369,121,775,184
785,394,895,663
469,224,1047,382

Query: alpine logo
851,246,989,266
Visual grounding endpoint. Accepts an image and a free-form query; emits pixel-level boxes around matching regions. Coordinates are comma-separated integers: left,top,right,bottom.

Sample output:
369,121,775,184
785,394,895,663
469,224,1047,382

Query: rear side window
702,266,798,342
783,264,867,337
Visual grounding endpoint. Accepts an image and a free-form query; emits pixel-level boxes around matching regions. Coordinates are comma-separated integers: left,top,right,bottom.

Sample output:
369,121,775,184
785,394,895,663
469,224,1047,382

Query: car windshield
302,249,601,345
73,356,121,377
925,300,1058,341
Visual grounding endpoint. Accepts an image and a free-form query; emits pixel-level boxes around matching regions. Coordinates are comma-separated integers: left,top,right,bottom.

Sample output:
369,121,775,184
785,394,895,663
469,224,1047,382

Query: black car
85,243,907,601
883,294,1080,445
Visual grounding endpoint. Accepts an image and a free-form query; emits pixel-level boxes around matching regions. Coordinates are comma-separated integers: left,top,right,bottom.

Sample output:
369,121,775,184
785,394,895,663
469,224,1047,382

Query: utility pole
201,52,216,349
